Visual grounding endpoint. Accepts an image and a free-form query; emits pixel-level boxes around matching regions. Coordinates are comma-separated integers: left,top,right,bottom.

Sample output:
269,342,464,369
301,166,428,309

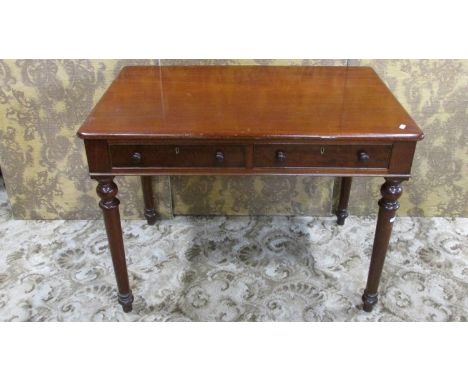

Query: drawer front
110,144,246,168
253,144,392,168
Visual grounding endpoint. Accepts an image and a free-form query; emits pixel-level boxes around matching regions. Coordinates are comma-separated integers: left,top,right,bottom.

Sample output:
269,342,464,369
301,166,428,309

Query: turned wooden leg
95,176,134,312
336,177,352,225
362,177,405,312
141,176,157,225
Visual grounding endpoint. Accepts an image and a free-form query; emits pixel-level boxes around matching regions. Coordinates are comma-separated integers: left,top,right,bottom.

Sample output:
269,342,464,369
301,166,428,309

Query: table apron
84,140,416,177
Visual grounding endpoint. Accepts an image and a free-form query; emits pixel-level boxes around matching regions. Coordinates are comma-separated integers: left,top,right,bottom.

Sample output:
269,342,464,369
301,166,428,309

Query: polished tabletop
78,66,423,141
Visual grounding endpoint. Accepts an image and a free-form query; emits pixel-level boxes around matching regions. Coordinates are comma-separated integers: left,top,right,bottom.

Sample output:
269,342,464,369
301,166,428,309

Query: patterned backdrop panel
0,59,172,219
171,176,333,216
0,59,467,219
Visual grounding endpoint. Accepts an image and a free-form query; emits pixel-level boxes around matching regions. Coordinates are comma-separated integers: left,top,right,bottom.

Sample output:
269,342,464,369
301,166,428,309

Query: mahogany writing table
78,66,424,313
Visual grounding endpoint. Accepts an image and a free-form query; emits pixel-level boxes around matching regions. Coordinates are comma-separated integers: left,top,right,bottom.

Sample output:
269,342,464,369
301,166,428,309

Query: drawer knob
131,151,142,165
276,150,286,162
358,151,370,163
215,151,224,164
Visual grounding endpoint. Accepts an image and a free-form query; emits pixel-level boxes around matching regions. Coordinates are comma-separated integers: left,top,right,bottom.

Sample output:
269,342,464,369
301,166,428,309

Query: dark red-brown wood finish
78,66,423,313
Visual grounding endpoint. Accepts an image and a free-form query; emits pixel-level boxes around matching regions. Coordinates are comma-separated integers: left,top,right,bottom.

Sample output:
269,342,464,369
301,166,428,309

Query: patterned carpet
0,178,467,321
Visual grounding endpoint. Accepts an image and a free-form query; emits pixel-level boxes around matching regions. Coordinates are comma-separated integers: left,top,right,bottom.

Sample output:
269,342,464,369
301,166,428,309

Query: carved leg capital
96,176,120,210
378,178,403,211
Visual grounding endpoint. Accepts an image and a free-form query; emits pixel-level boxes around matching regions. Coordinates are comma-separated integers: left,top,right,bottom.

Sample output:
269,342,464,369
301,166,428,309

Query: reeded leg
336,177,352,225
362,177,405,312
95,176,134,312
141,176,157,225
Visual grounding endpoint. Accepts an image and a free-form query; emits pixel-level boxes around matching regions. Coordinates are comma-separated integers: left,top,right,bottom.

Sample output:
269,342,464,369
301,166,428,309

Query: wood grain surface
78,66,423,141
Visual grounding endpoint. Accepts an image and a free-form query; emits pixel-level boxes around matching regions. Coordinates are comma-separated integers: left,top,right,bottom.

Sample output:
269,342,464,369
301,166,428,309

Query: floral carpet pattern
0,179,467,321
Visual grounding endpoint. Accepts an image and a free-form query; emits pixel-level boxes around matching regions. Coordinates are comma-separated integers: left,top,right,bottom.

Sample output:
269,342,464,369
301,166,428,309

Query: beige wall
0,59,466,219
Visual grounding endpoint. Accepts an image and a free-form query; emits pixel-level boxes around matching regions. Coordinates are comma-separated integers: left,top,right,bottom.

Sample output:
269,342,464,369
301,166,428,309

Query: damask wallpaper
0,59,467,219
0,59,172,219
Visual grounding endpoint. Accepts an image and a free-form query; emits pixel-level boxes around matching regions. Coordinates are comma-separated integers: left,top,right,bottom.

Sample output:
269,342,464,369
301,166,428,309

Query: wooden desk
78,66,423,313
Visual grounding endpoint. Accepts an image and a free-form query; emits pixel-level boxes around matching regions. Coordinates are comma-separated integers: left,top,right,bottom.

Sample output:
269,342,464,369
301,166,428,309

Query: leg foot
336,209,348,226
144,208,157,225
336,177,352,225
362,290,378,312
361,177,405,312
141,176,157,225
118,292,134,313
